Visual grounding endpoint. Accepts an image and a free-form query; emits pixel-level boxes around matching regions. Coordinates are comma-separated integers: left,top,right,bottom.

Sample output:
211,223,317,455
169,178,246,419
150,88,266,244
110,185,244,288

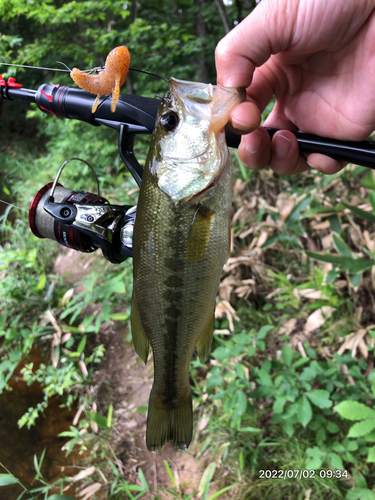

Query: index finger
215,0,296,88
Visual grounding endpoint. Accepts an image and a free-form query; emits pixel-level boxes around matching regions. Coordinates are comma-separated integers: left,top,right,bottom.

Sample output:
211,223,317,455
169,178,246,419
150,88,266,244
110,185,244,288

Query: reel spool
29,158,135,263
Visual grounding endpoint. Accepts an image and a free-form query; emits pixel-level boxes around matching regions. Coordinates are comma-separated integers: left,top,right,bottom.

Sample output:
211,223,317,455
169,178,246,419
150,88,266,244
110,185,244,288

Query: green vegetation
1,0,375,499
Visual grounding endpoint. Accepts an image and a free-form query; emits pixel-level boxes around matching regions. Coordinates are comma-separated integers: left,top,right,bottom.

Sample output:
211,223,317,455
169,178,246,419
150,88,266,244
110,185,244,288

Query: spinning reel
29,158,135,264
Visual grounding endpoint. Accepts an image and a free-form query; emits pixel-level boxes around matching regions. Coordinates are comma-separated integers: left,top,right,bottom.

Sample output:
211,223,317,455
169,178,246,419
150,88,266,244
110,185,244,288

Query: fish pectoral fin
196,306,215,362
186,205,214,264
130,294,149,364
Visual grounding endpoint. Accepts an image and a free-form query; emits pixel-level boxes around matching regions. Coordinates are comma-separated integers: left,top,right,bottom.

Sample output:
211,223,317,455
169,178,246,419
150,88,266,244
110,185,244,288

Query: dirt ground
54,249,212,499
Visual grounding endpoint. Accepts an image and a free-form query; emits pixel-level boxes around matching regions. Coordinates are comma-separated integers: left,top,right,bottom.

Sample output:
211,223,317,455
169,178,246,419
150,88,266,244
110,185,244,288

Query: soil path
54,249,207,499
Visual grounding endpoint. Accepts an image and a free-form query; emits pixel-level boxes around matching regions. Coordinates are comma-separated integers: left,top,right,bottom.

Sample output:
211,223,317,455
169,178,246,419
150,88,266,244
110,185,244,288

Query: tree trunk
194,0,209,82
235,0,243,23
215,0,230,34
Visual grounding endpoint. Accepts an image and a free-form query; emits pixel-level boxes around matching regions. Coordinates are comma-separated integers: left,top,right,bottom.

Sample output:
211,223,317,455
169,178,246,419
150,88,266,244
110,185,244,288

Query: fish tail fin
146,385,193,451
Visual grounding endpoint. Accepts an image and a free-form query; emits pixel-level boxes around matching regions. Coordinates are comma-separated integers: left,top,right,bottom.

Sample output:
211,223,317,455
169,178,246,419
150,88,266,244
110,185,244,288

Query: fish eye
160,112,179,132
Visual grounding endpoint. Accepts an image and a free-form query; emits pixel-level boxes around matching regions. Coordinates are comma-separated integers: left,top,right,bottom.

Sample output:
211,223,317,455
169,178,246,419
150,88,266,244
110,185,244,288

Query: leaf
349,490,375,500
334,401,375,421
273,396,288,414
349,273,362,287
110,313,129,321
305,446,325,470
207,484,239,500
102,303,111,324
332,233,352,257
0,474,18,486
348,418,375,438
298,396,312,428
257,325,273,340
86,411,109,429
36,273,46,291
328,452,344,470
306,252,375,272
47,495,77,500
212,347,230,363
326,422,340,434
77,336,86,355
367,446,375,463
198,462,217,500
306,251,348,265
281,344,293,366
305,389,332,409
107,404,113,428
135,406,148,414
257,369,273,387
347,258,375,273
110,281,125,294
164,461,177,488
233,389,247,424
342,201,375,223
283,420,295,437
232,333,250,345
369,190,375,214
328,214,342,233
286,194,311,224
137,468,149,491
304,206,339,216
238,426,262,433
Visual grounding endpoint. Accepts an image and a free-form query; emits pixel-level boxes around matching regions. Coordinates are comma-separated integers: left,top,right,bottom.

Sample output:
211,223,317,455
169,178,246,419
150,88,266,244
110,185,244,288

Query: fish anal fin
146,385,193,451
196,307,215,362
130,294,149,364
186,205,214,264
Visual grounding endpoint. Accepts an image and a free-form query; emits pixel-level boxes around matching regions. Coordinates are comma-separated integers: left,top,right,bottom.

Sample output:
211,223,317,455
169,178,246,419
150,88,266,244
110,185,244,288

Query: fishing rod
2,67,375,169
1,70,375,263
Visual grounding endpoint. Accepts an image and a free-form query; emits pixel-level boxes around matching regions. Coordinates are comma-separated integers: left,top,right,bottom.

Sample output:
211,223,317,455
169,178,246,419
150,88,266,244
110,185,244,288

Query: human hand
215,0,375,175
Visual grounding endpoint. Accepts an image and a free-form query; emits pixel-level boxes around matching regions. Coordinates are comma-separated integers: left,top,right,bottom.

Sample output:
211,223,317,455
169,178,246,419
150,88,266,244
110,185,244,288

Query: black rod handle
225,126,375,170
266,128,375,170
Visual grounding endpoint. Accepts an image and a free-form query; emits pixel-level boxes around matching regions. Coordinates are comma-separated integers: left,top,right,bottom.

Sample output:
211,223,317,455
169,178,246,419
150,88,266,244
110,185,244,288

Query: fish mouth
184,178,216,203
181,158,226,205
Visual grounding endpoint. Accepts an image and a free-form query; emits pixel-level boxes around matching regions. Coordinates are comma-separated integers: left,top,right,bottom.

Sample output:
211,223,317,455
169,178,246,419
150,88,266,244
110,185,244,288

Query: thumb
215,0,297,88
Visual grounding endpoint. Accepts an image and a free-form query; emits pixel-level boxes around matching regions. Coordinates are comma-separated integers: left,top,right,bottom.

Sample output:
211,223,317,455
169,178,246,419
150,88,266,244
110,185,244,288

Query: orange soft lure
70,46,130,113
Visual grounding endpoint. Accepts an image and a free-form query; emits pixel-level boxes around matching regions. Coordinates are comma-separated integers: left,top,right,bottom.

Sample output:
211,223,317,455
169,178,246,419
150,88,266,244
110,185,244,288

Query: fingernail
232,117,251,130
274,134,291,158
245,130,263,154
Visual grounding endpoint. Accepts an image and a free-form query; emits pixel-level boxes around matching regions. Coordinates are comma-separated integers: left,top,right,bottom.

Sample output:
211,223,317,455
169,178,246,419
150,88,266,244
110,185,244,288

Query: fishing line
0,62,70,72
0,199,27,212
0,61,169,81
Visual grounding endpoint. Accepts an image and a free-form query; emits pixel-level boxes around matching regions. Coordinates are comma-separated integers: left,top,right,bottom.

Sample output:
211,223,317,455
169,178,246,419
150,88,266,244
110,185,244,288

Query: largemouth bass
131,78,244,451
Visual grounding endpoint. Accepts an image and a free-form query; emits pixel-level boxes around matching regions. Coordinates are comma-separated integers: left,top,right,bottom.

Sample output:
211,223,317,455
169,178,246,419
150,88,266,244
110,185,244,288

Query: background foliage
1,1,375,499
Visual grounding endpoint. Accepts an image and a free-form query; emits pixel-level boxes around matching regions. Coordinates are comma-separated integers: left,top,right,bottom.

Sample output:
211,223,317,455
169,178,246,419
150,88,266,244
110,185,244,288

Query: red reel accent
29,183,60,237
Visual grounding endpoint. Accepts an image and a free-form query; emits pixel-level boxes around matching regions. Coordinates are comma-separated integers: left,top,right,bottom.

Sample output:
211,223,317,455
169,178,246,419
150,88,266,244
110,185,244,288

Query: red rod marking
41,89,53,102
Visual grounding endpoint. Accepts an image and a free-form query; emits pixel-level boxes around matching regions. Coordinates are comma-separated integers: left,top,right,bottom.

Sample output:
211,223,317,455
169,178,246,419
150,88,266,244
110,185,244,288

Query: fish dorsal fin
130,293,149,364
196,306,215,362
186,205,214,264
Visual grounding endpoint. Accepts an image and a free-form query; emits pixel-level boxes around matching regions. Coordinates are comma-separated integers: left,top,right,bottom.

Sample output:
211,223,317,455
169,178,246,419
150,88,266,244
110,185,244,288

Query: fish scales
131,78,244,451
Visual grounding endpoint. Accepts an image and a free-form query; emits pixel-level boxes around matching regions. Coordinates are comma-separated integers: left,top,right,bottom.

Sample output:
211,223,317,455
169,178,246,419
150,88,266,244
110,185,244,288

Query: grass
1,118,375,499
